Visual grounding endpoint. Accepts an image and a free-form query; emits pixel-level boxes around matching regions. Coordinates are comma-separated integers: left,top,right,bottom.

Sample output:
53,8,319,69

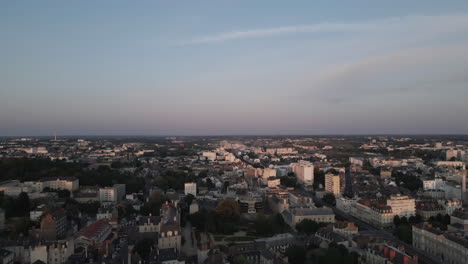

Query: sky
2,1,468,136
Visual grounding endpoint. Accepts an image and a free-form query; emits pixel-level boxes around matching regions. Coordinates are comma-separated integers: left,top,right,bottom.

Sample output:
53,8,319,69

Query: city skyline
2,1,468,136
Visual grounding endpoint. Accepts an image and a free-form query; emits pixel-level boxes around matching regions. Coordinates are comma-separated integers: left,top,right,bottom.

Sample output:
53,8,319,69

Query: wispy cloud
186,14,468,44
189,23,373,44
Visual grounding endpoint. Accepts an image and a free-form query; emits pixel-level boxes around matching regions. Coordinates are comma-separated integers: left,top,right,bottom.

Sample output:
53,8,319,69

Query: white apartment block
325,173,340,196
184,182,197,197
99,184,126,203
291,160,314,185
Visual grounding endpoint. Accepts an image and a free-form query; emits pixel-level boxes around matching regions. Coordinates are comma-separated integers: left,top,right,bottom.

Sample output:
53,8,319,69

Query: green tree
322,193,336,205
295,219,319,235
285,245,306,264
215,200,240,220
140,193,168,216
132,238,155,261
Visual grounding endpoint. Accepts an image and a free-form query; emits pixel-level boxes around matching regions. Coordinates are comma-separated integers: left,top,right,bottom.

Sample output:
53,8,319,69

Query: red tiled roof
78,219,110,239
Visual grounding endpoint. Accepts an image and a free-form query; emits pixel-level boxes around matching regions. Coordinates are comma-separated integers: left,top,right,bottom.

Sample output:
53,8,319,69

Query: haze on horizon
2,1,468,137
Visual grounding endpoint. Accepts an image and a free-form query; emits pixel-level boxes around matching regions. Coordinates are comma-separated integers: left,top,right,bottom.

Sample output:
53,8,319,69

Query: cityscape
2,1,468,264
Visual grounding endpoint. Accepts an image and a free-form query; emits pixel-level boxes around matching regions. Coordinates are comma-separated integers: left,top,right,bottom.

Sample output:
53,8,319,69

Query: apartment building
325,173,340,196
291,160,314,185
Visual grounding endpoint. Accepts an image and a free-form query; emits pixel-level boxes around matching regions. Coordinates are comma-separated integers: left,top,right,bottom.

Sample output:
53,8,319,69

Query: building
201,152,217,161
351,200,394,229
448,209,468,233
364,243,418,264
325,173,340,196
262,168,277,184
416,200,446,220
423,178,446,190
442,198,462,215
349,157,364,167
184,182,197,197
238,195,263,214
40,209,67,240
99,184,126,203
30,240,74,264
267,177,281,188
75,219,113,255
333,222,358,239
291,160,314,185
0,249,14,264
282,206,335,229
336,196,358,214
39,177,79,192
159,201,181,251
137,215,159,233
413,223,468,264
386,195,415,218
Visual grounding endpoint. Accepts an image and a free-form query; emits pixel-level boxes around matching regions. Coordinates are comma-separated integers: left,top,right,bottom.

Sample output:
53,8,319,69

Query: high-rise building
325,173,340,196
291,160,314,185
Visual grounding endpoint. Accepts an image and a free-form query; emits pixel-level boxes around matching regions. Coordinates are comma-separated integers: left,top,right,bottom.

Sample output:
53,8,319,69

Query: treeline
286,242,359,264
0,158,145,194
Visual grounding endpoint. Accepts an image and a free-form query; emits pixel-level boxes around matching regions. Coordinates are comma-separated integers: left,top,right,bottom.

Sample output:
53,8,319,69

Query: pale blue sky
2,1,468,136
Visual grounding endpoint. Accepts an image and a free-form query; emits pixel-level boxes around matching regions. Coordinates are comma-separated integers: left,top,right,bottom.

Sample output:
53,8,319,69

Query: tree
132,238,155,260
185,193,195,206
215,200,240,220
280,176,297,188
295,219,319,235
140,193,168,216
233,256,252,264
394,224,412,244
285,245,306,264
322,193,336,205
393,215,401,227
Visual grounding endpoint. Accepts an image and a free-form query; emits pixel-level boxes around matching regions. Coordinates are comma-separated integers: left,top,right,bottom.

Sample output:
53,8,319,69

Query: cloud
189,23,373,44
187,14,468,44
300,44,468,104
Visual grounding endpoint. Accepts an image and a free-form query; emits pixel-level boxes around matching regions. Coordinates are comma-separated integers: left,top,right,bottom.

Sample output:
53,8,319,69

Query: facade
291,160,314,185
282,206,335,229
267,177,281,188
423,178,446,190
325,173,340,196
413,223,468,264
184,182,197,197
386,195,416,218
30,240,74,264
351,201,394,229
39,177,79,192
40,210,67,240
99,184,126,203
333,222,358,239
159,201,182,251
448,209,468,233
336,197,358,214
75,219,113,254
238,195,263,214
137,215,159,233
364,243,418,264
416,201,446,220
